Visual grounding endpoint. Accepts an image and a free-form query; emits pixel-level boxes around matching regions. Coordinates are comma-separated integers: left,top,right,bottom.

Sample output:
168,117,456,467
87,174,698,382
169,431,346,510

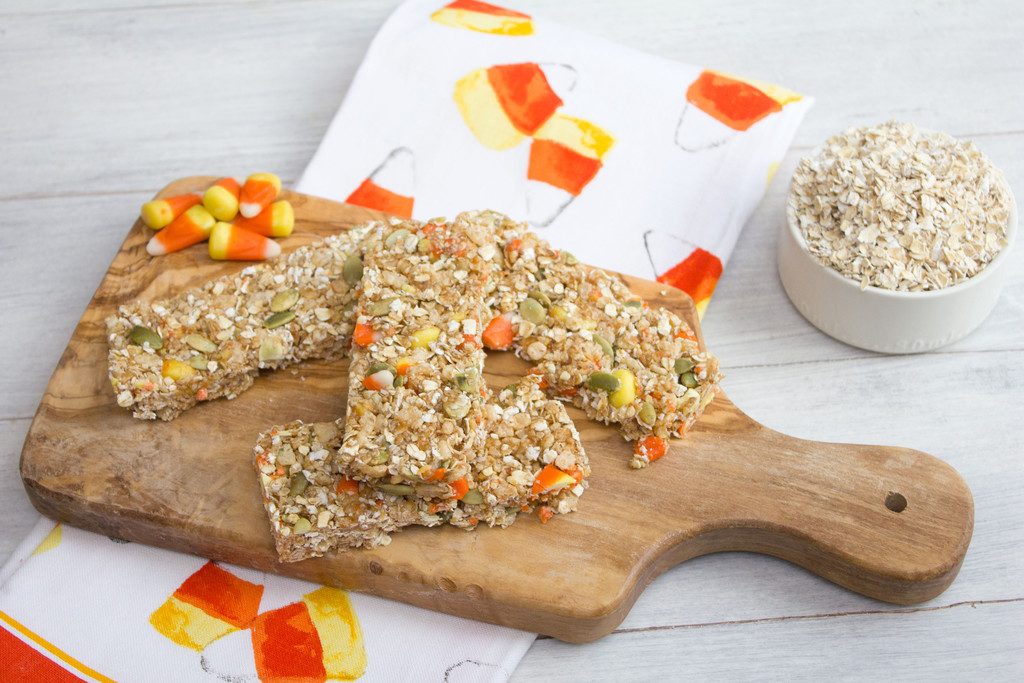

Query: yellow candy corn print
431,0,534,36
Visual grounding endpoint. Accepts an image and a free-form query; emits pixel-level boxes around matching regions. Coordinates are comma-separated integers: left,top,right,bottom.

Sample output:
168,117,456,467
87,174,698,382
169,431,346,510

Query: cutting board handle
661,413,974,605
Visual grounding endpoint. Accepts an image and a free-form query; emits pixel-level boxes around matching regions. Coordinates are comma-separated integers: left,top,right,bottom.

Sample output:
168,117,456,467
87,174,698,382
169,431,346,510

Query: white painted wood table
1,0,1021,678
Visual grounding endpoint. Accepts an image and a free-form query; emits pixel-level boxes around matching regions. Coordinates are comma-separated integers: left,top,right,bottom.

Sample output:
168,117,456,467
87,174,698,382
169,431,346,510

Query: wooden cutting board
20,177,974,643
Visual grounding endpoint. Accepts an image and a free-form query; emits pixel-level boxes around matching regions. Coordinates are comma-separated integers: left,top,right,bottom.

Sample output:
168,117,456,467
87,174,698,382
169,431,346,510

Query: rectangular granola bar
108,230,367,420
338,218,496,491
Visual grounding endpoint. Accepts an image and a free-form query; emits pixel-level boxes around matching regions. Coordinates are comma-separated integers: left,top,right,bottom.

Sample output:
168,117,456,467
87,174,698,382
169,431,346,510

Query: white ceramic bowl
778,186,1017,354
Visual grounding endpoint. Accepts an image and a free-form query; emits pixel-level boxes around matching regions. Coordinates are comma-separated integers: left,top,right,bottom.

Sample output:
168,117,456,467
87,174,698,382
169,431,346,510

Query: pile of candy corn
140,173,294,261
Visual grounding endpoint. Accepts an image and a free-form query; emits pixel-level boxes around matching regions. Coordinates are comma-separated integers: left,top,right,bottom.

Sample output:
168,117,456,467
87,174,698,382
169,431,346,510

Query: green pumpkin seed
385,228,411,249
593,333,614,359
342,253,363,286
417,237,432,254
461,489,484,505
378,483,416,496
527,289,552,307
292,518,312,534
183,333,217,353
519,297,546,324
367,362,395,375
637,401,657,426
454,368,479,392
371,449,390,465
394,375,406,387
289,473,308,496
674,357,695,374
624,300,643,309
367,298,396,316
259,336,287,362
586,371,621,393
264,310,295,329
128,325,162,349
680,371,699,389
563,251,579,265
271,289,300,312
188,355,210,370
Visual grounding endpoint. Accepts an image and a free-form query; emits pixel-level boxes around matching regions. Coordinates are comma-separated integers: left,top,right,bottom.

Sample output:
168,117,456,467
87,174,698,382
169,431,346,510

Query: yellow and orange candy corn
239,172,281,218
202,177,241,222
209,221,281,261
147,205,215,256
232,200,294,238
140,193,201,230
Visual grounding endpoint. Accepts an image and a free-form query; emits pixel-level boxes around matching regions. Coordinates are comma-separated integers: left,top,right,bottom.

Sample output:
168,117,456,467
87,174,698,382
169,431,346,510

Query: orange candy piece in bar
140,193,200,230
239,172,281,218
232,200,294,238
208,222,281,261
146,205,215,256
203,177,241,222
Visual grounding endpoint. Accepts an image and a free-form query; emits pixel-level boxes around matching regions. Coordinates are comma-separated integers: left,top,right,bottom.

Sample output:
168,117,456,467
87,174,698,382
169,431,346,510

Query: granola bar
338,218,496,491
107,230,367,420
254,419,450,562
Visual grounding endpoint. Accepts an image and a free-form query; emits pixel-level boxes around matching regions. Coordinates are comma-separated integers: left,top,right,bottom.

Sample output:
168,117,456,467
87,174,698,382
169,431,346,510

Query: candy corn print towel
301,0,812,315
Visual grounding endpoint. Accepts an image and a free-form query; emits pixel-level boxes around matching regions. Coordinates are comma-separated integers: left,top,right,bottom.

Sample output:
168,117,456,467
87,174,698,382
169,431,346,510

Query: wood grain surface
19,178,973,642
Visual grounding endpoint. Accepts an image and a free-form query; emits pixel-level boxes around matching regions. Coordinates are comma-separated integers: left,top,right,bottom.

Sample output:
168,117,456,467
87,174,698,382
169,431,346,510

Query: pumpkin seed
461,489,484,505
385,228,411,249
128,325,162,349
270,288,299,312
624,300,643,308
680,371,699,389
519,297,546,324
342,253,363,286
184,333,217,353
637,401,657,426
394,375,406,387
454,368,479,392
368,362,395,375
527,289,552,307
593,334,614,359
417,237,432,254
563,251,579,265
264,310,295,329
586,371,621,393
292,518,312,534
289,473,308,496
378,483,416,496
259,335,286,362
371,449,390,465
674,357,695,374
367,298,396,316
188,355,209,370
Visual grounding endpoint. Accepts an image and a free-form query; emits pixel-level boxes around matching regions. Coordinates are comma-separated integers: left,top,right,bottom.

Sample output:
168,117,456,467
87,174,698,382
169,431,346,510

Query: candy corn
239,172,281,218
146,205,216,256
345,148,415,218
202,177,241,222
431,0,534,36
232,200,294,238
208,221,281,261
140,194,200,230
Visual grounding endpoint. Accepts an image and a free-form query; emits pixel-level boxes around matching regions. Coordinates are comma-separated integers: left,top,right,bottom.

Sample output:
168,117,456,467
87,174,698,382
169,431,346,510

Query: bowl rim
785,170,1017,300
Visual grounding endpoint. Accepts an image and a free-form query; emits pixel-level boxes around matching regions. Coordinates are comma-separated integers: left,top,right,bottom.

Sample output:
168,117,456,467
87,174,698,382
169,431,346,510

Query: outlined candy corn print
526,114,614,226
431,0,534,36
454,62,576,150
345,147,416,218
149,562,264,651
250,588,367,682
675,70,803,152
643,230,724,317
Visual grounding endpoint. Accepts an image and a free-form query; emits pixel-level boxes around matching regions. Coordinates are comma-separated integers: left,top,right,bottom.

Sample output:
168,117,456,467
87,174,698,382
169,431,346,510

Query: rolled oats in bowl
789,120,1011,292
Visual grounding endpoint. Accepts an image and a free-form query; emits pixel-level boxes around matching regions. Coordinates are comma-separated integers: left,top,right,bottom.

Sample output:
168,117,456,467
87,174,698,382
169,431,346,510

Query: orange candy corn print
431,0,534,36
644,230,723,318
454,62,575,150
527,114,614,226
345,147,416,218
676,70,803,151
